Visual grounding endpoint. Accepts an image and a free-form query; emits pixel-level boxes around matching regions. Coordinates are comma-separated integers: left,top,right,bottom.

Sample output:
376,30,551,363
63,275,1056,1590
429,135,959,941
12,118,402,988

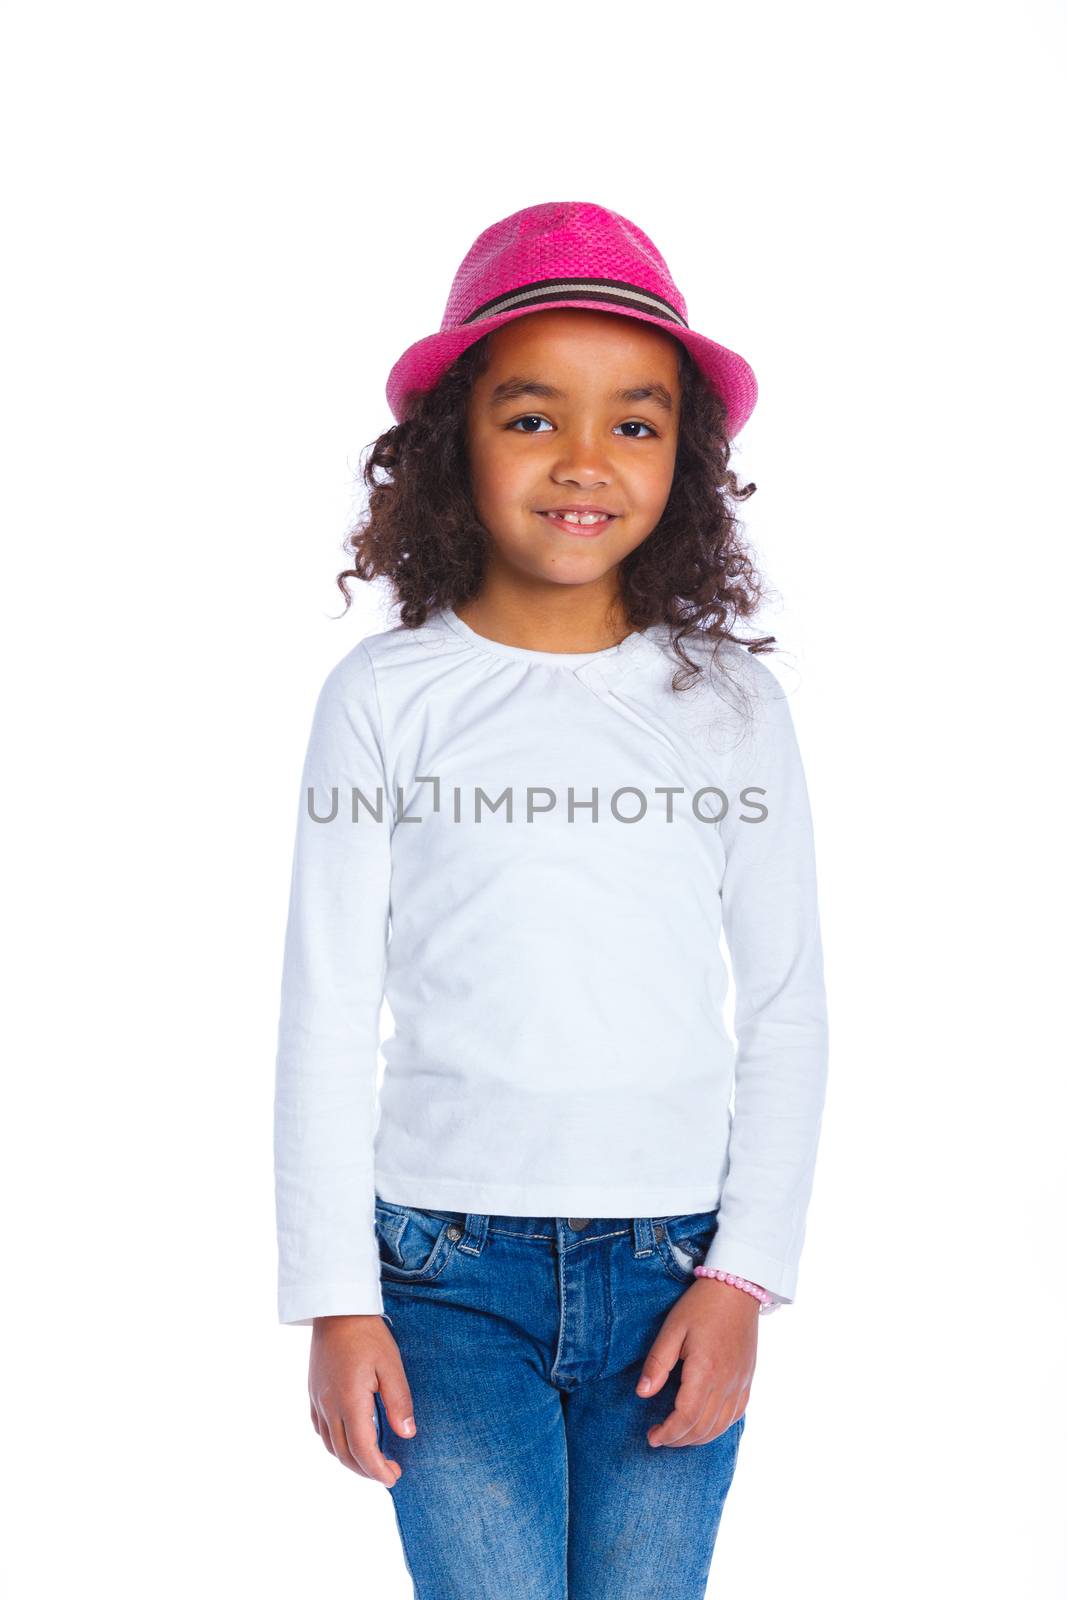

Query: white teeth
557,511,608,525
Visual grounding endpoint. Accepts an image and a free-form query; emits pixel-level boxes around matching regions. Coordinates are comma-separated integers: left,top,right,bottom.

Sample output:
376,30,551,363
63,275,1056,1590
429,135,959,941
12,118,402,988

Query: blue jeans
372,1199,747,1599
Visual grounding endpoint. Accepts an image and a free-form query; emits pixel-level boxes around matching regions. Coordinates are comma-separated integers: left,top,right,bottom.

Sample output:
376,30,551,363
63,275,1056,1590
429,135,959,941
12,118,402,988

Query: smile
536,510,618,537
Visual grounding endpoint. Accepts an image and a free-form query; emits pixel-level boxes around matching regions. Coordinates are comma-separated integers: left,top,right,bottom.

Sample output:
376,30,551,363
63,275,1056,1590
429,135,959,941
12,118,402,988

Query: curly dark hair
336,332,778,695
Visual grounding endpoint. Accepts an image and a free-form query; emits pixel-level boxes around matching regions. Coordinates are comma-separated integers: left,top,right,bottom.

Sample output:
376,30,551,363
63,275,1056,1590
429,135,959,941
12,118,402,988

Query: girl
274,200,829,1599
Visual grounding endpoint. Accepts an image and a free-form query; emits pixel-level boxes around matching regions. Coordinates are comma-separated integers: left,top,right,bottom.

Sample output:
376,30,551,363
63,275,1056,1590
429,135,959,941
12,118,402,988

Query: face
464,309,681,594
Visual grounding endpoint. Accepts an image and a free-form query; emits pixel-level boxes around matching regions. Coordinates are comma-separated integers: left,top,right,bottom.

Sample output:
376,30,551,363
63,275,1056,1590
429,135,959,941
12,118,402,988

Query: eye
505,414,553,434
503,415,659,438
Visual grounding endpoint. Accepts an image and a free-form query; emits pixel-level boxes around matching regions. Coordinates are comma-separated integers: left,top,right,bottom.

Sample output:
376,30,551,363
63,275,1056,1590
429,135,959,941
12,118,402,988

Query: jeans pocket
655,1209,720,1283
374,1199,458,1284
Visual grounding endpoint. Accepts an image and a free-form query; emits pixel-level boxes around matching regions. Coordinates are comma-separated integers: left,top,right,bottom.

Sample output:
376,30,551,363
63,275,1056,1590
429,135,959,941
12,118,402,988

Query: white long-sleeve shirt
273,604,829,1325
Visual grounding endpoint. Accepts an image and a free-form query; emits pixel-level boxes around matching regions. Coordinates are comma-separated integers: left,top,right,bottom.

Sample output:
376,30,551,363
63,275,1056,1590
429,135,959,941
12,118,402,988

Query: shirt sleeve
273,642,393,1325
702,650,830,1309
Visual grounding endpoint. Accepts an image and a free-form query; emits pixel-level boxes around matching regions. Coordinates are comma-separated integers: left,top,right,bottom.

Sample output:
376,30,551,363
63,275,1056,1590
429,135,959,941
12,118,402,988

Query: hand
308,1314,417,1486
635,1276,758,1447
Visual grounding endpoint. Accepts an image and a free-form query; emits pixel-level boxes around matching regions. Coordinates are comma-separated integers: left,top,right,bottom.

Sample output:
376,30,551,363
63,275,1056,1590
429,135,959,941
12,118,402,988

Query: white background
3,2,1064,1595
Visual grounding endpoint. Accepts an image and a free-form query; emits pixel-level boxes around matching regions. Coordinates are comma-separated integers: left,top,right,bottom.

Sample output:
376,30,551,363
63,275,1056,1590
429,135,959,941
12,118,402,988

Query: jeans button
568,1218,590,1231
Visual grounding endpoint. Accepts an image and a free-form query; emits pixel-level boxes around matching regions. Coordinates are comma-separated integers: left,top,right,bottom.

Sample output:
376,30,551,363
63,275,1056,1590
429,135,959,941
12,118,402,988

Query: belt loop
457,1213,489,1255
632,1217,656,1258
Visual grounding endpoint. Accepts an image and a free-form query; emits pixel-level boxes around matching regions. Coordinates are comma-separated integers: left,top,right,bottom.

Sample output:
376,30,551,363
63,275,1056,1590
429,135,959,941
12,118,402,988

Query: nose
551,465,610,492
550,431,612,490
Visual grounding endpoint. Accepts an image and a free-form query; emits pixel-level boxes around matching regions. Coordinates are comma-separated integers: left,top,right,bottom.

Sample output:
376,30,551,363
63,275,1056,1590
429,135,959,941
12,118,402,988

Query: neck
453,578,633,655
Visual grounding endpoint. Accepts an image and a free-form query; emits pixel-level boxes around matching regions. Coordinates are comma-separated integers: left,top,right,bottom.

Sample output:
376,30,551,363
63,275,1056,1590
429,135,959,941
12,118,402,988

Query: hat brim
385,299,757,439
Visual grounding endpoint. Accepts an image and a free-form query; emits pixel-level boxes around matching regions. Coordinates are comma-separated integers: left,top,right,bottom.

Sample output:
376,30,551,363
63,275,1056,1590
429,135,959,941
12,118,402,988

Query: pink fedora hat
385,200,758,438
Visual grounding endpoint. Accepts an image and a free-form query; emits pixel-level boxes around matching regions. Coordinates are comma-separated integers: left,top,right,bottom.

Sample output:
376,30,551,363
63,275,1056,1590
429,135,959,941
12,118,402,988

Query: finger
685,1407,733,1448
635,1337,682,1398
648,1360,718,1447
712,1392,750,1443
313,1401,340,1459
653,1395,726,1448
378,1371,418,1440
664,1383,749,1448
310,1388,335,1452
691,1401,746,1447
318,1405,370,1476
343,1399,403,1487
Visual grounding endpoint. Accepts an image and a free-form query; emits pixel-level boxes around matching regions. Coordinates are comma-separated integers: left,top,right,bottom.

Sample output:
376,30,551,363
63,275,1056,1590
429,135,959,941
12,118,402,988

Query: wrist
692,1265,772,1310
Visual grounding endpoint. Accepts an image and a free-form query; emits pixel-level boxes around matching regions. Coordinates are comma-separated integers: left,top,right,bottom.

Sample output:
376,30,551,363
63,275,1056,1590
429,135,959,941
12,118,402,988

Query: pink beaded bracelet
693,1265,774,1308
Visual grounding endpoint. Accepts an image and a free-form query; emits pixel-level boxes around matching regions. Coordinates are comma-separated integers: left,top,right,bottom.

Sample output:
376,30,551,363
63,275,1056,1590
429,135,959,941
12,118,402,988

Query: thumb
378,1363,418,1438
635,1336,681,1398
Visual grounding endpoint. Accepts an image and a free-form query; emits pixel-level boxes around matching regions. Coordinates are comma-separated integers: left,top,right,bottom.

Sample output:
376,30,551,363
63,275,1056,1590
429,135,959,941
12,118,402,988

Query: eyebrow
487,376,675,414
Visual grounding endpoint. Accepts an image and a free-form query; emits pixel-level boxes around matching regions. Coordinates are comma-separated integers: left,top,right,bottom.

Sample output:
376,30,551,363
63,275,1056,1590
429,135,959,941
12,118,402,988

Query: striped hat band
461,276,689,330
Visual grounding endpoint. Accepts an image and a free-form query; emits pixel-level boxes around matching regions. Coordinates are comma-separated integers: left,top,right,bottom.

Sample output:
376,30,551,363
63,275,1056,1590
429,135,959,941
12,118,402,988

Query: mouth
535,510,619,538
